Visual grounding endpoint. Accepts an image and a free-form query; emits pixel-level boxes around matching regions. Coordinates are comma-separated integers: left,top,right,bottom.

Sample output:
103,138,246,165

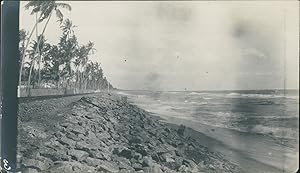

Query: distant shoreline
117,88,299,93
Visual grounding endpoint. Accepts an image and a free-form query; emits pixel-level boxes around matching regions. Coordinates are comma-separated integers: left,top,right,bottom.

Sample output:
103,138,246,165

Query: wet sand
155,115,299,173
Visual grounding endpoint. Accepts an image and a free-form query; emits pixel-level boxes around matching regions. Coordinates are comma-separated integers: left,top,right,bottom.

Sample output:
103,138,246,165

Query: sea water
117,89,299,172
117,90,299,140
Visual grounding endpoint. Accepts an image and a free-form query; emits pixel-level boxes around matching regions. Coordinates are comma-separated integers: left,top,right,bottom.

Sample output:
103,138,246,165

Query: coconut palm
61,18,76,41
56,20,78,89
21,1,71,94
27,35,51,90
19,29,28,66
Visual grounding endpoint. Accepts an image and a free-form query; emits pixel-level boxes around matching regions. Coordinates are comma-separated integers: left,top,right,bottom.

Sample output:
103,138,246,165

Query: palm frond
55,9,64,24
39,7,53,22
56,3,72,11
30,7,40,15
24,1,40,10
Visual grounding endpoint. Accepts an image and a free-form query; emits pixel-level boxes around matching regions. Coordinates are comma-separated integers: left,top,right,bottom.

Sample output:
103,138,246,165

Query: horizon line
115,88,299,92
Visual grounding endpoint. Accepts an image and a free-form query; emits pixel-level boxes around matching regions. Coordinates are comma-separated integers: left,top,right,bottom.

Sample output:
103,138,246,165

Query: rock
78,134,86,139
85,157,103,167
85,113,94,119
112,145,127,155
66,132,80,141
45,161,96,173
129,136,143,144
161,153,175,163
76,139,101,151
58,136,76,146
143,163,163,173
96,160,119,173
134,152,143,161
178,165,188,172
60,122,73,128
142,156,155,167
121,96,127,102
23,167,39,173
151,153,161,162
96,131,111,140
22,158,50,171
177,125,186,136
71,126,86,135
68,149,89,161
18,94,243,173
44,138,61,148
96,151,111,161
182,159,197,169
132,162,143,171
87,131,98,141
164,128,171,133
115,157,133,170
40,148,70,162
118,148,133,159
134,144,148,156
158,137,165,144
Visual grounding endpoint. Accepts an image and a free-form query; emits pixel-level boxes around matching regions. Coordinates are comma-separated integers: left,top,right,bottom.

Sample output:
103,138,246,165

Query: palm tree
73,41,95,90
61,19,76,41
22,1,71,95
58,32,78,88
43,45,61,87
27,35,52,90
19,29,28,70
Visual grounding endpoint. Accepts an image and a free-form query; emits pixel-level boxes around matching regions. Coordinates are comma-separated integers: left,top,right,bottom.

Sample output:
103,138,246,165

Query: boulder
128,136,143,144
71,126,86,135
115,157,133,170
143,163,163,173
23,167,39,173
68,149,89,161
132,162,143,171
177,125,186,136
182,159,197,169
58,136,76,146
118,148,133,159
95,160,119,173
45,161,96,173
22,158,50,171
142,156,155,167
40,148,70,162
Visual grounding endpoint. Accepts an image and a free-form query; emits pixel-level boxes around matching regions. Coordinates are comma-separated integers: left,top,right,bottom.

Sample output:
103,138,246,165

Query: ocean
116,89,299,172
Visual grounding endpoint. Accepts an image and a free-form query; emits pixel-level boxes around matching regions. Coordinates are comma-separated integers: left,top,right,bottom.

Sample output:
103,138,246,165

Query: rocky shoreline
17,93,243,173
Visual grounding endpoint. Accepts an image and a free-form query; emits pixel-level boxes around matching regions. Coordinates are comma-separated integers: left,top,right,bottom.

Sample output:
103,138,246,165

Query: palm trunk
27,60,35,96
37,12,53,88
18,21,39,87
27,12,52,92
36,13,41,88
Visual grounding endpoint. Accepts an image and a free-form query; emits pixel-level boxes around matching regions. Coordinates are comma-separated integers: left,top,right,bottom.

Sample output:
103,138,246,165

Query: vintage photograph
12,1,300,173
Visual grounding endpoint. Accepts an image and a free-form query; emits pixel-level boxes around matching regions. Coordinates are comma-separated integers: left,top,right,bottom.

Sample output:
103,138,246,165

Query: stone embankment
17,93,243,173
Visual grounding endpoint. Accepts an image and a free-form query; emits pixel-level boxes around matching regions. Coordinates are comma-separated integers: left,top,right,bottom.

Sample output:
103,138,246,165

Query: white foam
251,125,298,139
225,93,299,99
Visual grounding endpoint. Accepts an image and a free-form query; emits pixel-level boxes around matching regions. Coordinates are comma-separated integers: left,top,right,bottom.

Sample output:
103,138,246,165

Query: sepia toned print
14,1,299,173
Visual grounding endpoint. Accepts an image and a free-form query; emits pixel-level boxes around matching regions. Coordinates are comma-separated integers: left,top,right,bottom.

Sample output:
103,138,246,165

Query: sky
20,1,299,91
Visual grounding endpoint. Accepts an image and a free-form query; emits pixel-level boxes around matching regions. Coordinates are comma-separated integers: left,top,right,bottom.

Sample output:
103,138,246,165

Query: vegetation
19,1,114,95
